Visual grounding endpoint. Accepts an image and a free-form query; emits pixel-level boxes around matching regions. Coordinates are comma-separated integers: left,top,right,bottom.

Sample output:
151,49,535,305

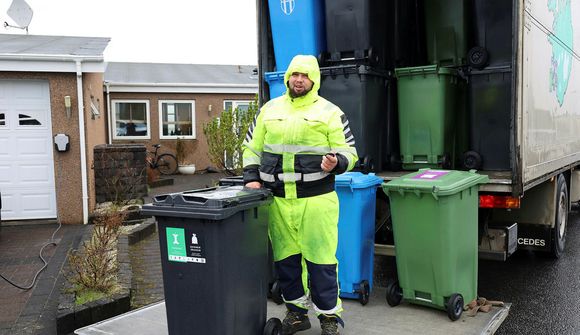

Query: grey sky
0,0,258,65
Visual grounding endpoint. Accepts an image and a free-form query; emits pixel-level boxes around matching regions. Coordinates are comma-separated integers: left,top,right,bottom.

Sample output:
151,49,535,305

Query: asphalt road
478,211,580,335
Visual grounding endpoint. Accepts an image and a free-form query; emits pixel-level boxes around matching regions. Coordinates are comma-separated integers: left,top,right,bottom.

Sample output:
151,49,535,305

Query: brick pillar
94,144,148,204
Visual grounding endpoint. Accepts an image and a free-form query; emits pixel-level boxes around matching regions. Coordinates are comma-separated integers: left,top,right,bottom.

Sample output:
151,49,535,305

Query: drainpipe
76,60,89,224
105,82,112,144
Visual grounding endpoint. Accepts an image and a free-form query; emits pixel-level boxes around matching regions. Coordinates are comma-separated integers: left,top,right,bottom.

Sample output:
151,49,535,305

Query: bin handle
179,195,209,205
431,186,440,200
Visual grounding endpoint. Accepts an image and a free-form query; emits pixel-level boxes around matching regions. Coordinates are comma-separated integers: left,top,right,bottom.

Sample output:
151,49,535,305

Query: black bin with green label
141,186,276,335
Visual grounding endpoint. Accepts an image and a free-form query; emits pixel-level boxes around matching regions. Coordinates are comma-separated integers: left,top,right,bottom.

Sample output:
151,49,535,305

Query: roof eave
0,54,106,73
104,81,258,94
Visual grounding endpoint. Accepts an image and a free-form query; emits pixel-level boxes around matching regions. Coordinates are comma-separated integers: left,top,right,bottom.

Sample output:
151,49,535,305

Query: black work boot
320,316,340,335
281,310,311,335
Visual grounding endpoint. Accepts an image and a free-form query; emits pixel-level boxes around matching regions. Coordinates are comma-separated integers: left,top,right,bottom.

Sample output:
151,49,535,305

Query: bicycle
146,144,178,175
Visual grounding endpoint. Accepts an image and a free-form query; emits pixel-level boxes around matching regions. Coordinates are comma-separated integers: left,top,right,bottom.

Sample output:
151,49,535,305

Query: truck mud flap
516,224,552,252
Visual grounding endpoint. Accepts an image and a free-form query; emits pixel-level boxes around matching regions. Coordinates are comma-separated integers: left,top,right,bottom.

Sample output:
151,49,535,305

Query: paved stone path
0,224,85,335
129,229,164,309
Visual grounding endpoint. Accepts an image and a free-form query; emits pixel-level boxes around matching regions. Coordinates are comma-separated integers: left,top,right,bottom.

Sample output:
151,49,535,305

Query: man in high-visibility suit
243,55,358,335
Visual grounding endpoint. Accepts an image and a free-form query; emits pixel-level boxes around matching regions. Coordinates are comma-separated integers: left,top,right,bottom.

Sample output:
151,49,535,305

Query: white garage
0,80,57,220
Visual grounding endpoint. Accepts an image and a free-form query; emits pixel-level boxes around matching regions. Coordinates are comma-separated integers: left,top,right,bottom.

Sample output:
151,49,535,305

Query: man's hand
245,181,262,189
321,153,337,172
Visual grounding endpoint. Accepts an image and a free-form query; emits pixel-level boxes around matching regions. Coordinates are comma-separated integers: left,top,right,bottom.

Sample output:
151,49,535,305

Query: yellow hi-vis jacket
242,55,359,199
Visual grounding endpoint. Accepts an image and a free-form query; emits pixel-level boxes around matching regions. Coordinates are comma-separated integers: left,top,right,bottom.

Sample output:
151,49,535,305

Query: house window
0,113,5,126
112,100,150,139
224,100,251,113
18,113,42,126
159,100,196,139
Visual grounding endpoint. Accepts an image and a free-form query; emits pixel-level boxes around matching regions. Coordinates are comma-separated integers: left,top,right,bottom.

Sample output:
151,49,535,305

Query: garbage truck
255,0,580,260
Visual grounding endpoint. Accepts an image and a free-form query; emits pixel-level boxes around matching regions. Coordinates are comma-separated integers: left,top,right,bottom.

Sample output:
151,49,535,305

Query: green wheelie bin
424,0,469,66
395,65,464,170
382,169,488,321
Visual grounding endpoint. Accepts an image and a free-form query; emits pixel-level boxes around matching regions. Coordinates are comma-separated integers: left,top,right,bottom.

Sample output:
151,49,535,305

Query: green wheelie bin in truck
382,169,488,320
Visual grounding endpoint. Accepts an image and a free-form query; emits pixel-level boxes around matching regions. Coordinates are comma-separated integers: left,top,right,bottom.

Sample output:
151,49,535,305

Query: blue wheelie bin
264,71,287,98
335,172,383,305
268,0,326,70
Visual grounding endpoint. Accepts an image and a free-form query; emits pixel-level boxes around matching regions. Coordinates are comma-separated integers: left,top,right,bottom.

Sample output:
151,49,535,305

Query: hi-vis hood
284,55,320,106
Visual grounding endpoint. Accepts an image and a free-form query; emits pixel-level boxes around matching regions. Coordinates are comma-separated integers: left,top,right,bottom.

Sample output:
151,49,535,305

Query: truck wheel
263,318,281,335
551,175,568,258
358,280,370,306
386,279,402,307
446,293,464,321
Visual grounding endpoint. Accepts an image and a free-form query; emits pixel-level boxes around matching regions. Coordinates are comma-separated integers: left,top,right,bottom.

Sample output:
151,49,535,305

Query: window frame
223,100,252,113
111,99,151,140
158,100,196,140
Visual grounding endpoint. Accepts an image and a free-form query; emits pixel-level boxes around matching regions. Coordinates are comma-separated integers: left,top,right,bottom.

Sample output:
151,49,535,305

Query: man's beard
289,86,312,98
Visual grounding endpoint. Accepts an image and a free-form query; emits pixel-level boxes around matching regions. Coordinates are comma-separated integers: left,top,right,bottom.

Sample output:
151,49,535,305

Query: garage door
0,80,57,220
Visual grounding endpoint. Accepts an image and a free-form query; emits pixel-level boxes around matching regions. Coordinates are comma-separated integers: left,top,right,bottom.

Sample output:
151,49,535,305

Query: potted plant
175,137,196,175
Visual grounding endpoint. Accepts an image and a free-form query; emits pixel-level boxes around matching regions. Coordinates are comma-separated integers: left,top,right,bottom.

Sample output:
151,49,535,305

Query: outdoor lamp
64,95,72,119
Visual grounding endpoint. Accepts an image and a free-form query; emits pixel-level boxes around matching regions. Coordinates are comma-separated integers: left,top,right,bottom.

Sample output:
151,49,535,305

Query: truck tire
550,174,568,258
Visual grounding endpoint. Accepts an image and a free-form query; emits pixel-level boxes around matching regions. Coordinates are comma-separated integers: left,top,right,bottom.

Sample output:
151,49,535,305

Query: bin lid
320,64,389,78
335,172,383,189
140,186,272,220
395,65,457,78
264,71,286,82
382,169,488,197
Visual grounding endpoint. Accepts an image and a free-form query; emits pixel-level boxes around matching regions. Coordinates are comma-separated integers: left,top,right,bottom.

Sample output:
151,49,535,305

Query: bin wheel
317,52,326,67
270,280,284,305
445,293,464,321
389,154,401,171
468,46,489,70
263,318,282,335
386,279,402,307
441,153,452,169
358,280,370,305
368,47,379,64
362,156,374,173
463,151,482,170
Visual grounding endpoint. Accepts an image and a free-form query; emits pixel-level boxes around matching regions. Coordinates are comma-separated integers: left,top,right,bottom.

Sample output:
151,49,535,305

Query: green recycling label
166,227,187,262
165,227,207,264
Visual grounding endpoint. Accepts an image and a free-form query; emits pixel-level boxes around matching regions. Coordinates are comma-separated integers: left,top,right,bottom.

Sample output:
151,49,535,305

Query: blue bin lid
335,172,383,189
264,70,286,83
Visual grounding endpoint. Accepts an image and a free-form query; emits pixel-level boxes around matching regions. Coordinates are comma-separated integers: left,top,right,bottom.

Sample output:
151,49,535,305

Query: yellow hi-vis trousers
269,192,343,317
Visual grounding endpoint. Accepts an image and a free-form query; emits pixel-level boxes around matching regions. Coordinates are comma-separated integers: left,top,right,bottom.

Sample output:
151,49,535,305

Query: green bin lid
382,169,488,198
